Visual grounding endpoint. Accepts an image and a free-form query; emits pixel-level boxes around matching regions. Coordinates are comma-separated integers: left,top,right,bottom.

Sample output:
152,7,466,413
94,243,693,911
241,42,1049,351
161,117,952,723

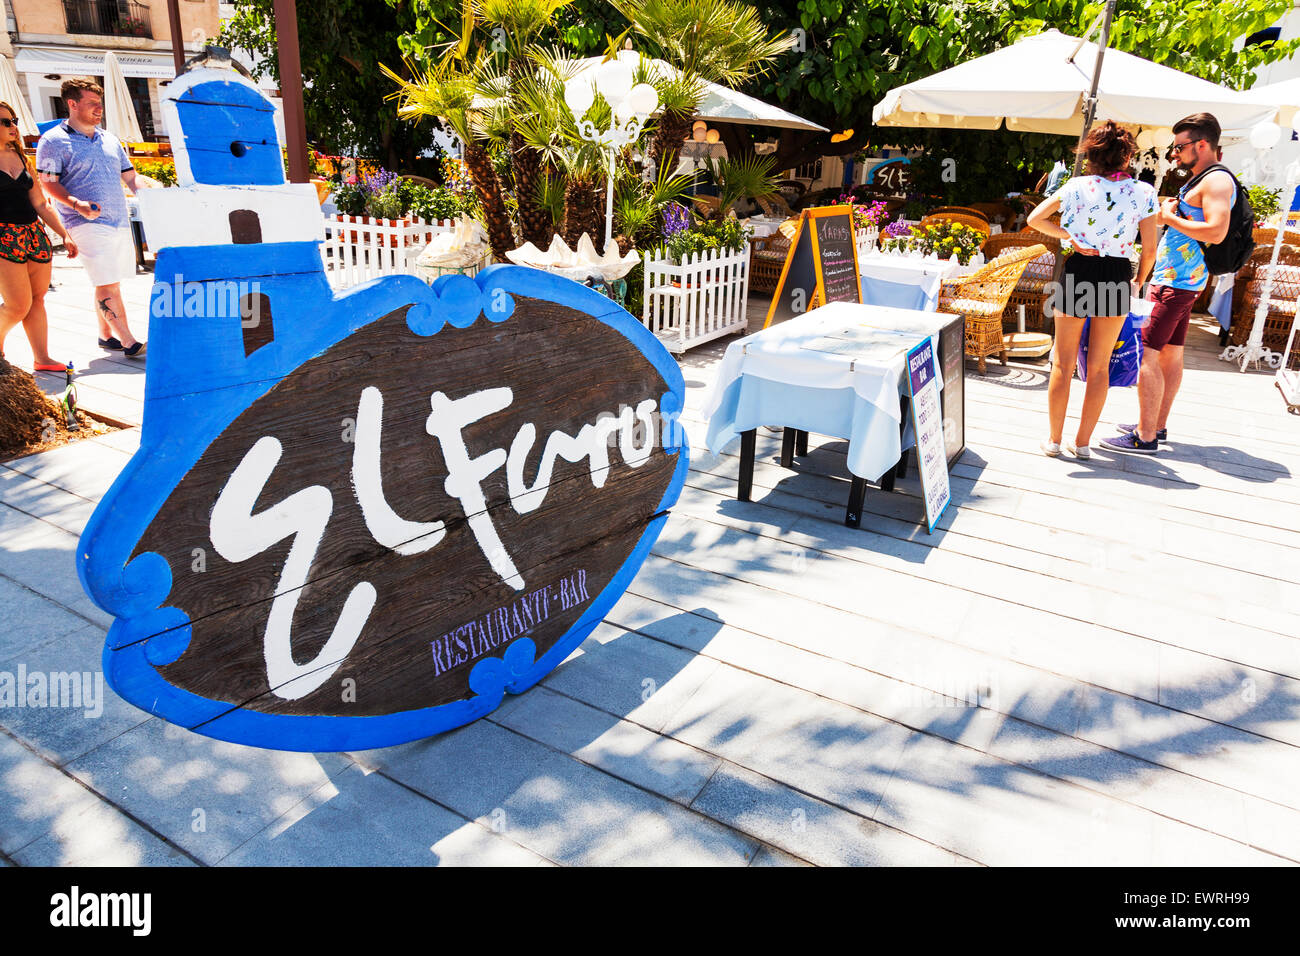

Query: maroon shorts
1142,285,1199,350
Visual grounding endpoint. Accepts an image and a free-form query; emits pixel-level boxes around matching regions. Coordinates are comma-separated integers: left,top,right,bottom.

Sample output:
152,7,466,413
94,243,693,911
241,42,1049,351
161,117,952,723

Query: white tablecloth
858,252,966,312
703,303,945,480
744,215,787,238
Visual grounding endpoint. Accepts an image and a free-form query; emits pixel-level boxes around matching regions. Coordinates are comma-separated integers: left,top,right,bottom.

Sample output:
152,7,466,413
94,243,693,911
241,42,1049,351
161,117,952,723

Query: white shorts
67,222,136,287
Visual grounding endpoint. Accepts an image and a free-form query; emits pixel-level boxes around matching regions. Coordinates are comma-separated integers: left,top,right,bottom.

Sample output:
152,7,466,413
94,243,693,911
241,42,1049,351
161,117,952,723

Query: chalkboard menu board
764,205,862,328
813,213,860,305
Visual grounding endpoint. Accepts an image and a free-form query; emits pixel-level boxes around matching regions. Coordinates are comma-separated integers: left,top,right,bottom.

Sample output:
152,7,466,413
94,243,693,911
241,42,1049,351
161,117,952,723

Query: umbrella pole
167,0,185,76
1070,0,1118,177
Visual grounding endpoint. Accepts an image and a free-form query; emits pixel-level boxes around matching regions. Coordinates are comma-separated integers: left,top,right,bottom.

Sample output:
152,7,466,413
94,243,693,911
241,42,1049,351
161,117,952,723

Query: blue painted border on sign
905,338,950,534
79,254,688,752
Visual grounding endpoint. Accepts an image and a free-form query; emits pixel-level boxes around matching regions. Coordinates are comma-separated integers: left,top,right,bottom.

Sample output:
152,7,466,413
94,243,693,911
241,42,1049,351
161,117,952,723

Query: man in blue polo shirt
36,78,153,358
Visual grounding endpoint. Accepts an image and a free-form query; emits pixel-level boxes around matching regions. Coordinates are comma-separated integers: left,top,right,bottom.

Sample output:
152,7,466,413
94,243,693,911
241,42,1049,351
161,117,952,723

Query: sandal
34,362,68,372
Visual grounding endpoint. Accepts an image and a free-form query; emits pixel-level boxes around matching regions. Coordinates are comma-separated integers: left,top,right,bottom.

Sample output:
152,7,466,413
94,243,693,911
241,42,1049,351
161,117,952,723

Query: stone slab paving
1,249,1298,865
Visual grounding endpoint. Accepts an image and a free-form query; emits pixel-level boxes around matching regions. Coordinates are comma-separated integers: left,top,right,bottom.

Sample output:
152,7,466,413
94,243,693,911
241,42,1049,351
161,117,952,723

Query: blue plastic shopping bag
1077,309,1143,387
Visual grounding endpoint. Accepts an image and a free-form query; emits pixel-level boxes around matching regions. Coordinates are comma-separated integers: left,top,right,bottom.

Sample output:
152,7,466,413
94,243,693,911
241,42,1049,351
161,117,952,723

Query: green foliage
1247,184,1282,222
613,158,698,244
333,178,370,216
662,214,752,262
333,170,472,221
704,154,780,219
219,0,462,168
882,219,984,265
746,0,1300,186
131,157,176,186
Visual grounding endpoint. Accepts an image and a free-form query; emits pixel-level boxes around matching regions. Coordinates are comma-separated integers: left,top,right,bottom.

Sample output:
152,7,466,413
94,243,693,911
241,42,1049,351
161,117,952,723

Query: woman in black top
0,101,78,372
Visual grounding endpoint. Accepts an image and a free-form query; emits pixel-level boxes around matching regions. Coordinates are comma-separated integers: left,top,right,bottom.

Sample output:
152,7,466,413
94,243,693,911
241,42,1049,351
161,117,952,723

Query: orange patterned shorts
0,220,53,264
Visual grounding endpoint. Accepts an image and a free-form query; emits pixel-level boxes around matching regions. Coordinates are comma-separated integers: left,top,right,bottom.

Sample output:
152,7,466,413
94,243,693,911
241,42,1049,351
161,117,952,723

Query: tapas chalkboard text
764,205,862,328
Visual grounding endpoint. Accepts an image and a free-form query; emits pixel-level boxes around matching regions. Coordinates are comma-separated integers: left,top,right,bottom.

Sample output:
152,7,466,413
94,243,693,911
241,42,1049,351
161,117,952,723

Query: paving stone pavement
2,248,1299,865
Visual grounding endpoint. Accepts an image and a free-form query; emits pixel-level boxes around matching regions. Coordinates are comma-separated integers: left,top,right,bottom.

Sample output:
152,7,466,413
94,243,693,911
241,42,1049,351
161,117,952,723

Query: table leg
846,475,868,528
893,392,911,482
131,221,145,269
880,463,897,493
795,429,809,456
780,428,796,469
738,429,756,502
1218,326,1229,347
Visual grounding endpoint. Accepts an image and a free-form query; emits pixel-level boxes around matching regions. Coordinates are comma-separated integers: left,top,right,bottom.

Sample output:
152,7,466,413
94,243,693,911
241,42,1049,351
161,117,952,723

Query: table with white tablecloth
703,302,959,527
857,252,965,312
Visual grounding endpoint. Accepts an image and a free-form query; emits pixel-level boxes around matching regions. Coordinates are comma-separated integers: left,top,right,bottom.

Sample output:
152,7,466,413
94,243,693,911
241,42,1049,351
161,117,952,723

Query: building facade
6,0,220,139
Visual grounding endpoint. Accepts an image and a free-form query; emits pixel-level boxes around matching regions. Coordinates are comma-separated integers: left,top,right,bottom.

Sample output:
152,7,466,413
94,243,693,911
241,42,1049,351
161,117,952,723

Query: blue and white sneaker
1100,431,1159,455
1117,422,1166,443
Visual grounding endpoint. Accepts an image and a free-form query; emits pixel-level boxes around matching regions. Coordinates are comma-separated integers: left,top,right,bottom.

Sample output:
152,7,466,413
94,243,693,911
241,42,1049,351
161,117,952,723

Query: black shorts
1059,254,1131,319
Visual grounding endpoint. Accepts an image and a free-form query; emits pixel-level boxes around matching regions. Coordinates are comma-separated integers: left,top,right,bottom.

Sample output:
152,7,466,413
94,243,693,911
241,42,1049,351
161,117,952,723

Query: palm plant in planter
701,154,781,220
611,155,698,256
384,56,516,260
513,49,620,252
612,0,796,174
474,0,574,248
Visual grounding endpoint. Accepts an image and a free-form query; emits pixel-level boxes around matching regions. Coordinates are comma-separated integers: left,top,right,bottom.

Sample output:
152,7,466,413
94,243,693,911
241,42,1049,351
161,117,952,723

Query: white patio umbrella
0,55,38,138
872,27,1279,146
1249,77,1300,129
567,53,827,132
102,51,143,143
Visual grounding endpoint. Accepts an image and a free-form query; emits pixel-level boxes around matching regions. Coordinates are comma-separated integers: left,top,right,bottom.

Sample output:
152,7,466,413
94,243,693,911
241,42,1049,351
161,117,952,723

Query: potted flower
880,219,917,255
913,220,983,265
660,206,751,285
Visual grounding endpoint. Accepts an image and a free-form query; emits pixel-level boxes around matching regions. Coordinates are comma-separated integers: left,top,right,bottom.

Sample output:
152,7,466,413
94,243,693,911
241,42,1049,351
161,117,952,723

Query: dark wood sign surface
80,263,686,752
764,205,862,328
135,294,676,718
79,69,687,753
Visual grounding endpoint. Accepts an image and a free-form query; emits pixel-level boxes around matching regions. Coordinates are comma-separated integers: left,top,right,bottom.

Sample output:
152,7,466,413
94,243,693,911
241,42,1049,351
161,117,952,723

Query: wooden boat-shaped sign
77,69,687,751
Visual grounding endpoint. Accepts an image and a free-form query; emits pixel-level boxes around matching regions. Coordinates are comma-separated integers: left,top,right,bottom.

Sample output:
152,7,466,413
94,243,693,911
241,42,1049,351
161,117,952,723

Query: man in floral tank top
1102,113,1236,456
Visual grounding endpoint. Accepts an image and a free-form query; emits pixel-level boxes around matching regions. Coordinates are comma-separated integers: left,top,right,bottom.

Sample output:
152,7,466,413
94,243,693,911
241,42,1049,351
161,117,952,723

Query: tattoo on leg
97,296,118,325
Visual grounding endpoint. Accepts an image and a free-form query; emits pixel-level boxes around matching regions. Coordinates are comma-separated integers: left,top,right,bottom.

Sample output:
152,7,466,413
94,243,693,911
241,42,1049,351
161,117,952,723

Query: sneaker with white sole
1100,431,1159,455
1117,422,1166,442
1066,441,1091,459
1041,439,1062,457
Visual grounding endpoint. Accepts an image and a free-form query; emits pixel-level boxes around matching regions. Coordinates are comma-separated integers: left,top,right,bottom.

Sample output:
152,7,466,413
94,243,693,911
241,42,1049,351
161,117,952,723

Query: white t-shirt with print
1055,176,1157,259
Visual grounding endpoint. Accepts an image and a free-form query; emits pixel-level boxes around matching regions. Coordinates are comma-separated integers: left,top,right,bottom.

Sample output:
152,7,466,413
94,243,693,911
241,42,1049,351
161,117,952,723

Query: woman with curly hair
1027,120,1158,459
0,101,77,372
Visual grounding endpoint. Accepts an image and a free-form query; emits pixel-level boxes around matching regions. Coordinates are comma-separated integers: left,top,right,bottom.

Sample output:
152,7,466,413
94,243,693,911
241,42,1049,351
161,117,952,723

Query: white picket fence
322,215,457,289
642,245,751,353
856,226,879,263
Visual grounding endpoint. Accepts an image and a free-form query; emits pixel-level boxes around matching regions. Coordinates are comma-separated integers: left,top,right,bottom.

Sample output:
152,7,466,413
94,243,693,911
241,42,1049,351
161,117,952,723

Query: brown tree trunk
462,140,515,261
649,111,695,179
512,130,553,247
562,175,605,252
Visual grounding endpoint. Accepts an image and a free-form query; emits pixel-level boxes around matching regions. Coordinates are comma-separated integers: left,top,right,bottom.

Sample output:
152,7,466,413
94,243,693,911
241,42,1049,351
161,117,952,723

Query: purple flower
884,218,914,238
365,168,399,195
662,203,691,238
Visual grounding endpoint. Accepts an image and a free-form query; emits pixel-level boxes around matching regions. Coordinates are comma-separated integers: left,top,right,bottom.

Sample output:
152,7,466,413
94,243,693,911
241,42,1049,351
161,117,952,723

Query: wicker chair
938,244,1048,373
1252,226,1300,250
692,194,722,218
1229,256,1300,364
920,212,992,238
968,202,1019,229
756,192,797,220
981,232,1060,332
926,206,990,222
749,218,801,292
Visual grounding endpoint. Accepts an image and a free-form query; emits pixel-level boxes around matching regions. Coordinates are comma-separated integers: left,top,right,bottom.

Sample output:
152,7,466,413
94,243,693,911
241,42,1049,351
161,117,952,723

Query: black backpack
1181,164,1254,275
